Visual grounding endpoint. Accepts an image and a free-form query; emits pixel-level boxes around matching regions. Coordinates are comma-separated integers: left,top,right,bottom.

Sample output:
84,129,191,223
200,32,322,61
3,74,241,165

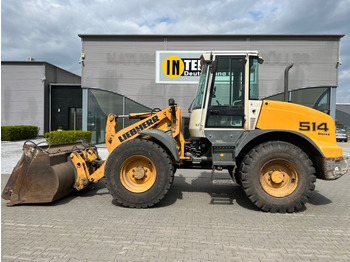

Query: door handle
210,109,220,114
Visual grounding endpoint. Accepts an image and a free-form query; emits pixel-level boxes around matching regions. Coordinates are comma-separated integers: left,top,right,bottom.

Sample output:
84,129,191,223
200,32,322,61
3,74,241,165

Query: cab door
205,56,245,129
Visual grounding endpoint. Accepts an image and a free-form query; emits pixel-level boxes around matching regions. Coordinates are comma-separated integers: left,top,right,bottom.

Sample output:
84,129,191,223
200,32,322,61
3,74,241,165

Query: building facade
80,34,342,115
1,61,81,135
336,104,350,131
2,35,344,144
79,34,343,143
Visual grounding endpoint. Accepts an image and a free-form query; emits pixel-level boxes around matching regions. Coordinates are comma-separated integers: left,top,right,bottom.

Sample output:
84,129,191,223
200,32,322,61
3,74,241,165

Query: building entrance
51,85,82,131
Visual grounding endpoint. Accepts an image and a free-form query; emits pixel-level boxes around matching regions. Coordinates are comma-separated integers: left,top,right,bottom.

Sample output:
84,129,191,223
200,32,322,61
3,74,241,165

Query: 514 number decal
299,122,329,132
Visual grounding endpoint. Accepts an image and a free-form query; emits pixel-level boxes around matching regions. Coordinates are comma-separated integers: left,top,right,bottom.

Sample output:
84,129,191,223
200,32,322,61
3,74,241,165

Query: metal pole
284,63,294,102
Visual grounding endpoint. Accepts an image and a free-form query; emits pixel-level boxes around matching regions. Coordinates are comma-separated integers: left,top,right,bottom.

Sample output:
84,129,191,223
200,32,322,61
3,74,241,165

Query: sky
1,0,350,103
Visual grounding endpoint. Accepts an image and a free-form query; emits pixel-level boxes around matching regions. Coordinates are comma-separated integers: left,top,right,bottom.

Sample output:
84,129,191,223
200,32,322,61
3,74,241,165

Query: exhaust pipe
284,63,294,102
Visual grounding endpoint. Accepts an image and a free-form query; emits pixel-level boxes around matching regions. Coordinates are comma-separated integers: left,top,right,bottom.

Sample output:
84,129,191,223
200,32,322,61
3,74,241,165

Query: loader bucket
1,141,96,206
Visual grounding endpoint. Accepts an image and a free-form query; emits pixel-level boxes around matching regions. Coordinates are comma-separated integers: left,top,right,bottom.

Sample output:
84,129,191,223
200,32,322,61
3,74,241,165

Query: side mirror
258,57,264,64
168,98,176,107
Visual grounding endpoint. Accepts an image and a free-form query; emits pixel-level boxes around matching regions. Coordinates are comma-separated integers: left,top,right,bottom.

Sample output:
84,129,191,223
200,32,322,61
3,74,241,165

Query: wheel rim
260,159,299,197
120,155,156,193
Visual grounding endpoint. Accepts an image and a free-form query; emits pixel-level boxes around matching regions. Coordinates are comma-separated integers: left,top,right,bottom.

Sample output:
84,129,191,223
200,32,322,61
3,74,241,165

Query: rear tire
239,141,316,213
105,139,174,208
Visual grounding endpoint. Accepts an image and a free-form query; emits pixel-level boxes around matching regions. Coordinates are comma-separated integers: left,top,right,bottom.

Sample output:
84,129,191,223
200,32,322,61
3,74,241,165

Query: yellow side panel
256,100,343,158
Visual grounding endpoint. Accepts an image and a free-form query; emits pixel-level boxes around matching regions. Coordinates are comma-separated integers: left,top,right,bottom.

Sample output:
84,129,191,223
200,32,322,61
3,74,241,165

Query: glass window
69,108,82,130
264,93,284,102
86,88,151,144
313,89,330,114
124,99,152,127
209,57,244,107
249,57,259,100
291,87,330,109
263,87,331,114
87,89,122,144
206,57,245,128
192,63,208,110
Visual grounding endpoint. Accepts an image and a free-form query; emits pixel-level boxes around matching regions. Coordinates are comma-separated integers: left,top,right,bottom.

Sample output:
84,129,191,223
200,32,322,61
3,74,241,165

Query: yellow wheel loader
2,51,348,212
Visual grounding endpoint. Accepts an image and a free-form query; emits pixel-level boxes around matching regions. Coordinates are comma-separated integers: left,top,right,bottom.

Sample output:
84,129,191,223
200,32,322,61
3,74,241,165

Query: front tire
240,141,316,213
105,139,174,208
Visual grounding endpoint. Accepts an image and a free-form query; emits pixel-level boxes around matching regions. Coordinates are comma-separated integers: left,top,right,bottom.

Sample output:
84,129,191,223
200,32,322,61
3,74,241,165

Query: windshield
192,63,209,110
249,57,259,100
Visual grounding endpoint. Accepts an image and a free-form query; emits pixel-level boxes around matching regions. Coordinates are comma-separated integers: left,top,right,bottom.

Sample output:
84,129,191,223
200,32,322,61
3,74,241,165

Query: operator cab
189,51,263,138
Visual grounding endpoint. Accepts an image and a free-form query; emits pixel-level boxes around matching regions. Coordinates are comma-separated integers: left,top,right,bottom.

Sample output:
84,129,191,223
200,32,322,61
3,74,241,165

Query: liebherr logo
118,115,160,142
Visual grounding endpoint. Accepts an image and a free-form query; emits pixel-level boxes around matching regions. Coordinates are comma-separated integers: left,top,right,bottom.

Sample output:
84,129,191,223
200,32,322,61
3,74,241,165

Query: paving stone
2,141,350,261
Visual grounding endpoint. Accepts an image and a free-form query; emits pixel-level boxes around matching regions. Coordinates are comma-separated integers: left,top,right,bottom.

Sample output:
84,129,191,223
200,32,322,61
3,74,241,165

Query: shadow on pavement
308,190,333,206
157,171,260,211
2,171,334,211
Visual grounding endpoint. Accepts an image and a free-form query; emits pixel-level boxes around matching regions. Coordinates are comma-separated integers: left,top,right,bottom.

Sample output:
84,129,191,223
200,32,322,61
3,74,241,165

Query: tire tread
105,139,174,208
240,141,316,213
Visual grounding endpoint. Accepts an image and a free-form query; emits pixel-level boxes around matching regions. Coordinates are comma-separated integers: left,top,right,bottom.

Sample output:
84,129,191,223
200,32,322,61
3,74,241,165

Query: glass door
206,56,245,128
69,107,82,130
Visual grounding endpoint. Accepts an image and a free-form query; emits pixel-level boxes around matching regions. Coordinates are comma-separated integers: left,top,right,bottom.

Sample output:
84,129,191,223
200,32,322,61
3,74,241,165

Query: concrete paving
1,139,350,261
